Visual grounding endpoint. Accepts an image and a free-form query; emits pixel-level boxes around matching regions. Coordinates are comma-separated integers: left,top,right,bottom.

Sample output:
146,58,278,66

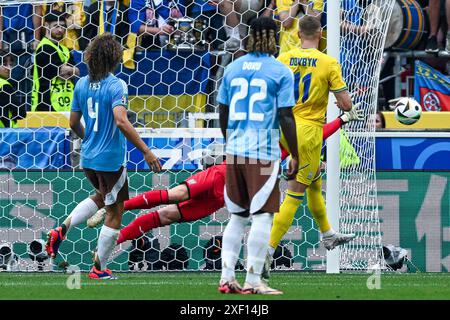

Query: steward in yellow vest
31,11,79,112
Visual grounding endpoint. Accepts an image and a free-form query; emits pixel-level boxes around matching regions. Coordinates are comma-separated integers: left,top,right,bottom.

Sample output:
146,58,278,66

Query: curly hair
245,17,278,55
84,33,122,82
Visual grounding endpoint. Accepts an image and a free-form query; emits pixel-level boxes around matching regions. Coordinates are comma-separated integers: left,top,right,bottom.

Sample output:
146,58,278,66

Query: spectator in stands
0,3,42,52
31,11,80,112
425,0,449,53
190,0,225,50
0,50,25,128
38,2,86,50
375,112,385,130
276,0,325,54
447,0,450,52
276,0,308,54
168,0,186,17
210,0,270,51
128,0,175,49
79,0,130,50
340,0,375,93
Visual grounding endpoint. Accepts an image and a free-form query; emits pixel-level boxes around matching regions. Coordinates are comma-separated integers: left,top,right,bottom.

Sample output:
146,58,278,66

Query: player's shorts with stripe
177,163,226,222
225,155,280,216
84,166,129,206
280,119,323,186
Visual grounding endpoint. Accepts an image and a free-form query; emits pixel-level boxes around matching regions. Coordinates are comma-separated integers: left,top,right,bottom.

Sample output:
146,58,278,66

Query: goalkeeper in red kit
84,108,362,247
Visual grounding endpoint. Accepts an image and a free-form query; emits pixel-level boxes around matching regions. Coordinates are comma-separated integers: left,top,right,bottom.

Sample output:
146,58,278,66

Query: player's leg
116,204,181,245
446,0,450,52
88,184,187,226
117,189,224,244
89,165,223,227
425,0,441,53
88,167,128,279
307,171,355,250
269,123,316,255
45,170,104,258
219,156,249,293
306,174,331,234
120,164,219,211
124,184,189,211
90,201,123,279
269,179,306,254
263,124,319,283
241,158,282,295
219,212,249,293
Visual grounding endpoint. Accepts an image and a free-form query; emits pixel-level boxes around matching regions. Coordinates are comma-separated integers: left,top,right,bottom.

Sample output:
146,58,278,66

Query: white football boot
322,232,356,250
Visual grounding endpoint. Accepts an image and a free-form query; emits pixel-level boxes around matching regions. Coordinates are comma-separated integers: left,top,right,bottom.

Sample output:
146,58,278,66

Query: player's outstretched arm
333,90,352,112
340,102,364,123
113,105,162,172
323,103,364,140
278,107,299,178
70,111,85,139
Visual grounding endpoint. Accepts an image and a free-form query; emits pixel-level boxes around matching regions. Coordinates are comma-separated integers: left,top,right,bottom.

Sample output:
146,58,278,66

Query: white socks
97,225,120,270
245,213,273,286
66,198,99,231
221,214,249,281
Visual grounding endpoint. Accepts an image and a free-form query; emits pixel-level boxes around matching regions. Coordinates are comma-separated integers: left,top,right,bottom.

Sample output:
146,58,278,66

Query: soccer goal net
0,0,393,272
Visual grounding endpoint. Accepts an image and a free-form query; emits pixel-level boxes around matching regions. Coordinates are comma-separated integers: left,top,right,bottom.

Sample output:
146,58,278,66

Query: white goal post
326,0,396,272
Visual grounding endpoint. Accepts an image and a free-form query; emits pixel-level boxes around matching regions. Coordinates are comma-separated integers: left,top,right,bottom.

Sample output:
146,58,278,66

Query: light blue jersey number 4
71,74,129,172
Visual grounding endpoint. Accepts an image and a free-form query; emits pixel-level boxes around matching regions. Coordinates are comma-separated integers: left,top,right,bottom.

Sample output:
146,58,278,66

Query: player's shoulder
269,57,294,77
221,54,250,80
224,54,248,71
74,75,90,90
104,74,128,93
271,55,292,69
278,47,303,60
319,52,340,65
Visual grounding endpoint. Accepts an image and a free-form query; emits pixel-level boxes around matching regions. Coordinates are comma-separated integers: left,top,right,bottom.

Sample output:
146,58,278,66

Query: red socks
124,190,169,211
117,211,161,245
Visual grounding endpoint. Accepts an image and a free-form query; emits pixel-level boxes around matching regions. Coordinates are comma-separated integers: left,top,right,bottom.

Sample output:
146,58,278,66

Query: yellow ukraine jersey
277,47,347,126
276,0,326,54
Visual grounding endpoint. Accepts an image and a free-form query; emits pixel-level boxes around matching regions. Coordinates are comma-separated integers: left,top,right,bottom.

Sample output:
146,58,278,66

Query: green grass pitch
0,272,449,300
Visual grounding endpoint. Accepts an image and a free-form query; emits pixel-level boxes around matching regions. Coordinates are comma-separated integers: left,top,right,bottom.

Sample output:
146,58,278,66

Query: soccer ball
394,97,422,125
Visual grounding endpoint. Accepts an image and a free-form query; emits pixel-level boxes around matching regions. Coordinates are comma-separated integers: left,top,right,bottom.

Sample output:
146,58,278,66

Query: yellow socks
306,177,331,233
269,190,304,249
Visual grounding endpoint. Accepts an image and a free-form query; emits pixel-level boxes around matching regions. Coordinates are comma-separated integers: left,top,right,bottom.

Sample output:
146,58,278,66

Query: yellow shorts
281,120,323,186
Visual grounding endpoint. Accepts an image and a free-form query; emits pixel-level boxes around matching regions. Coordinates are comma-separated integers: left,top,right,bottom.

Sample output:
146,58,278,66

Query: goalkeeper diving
44,105,362,260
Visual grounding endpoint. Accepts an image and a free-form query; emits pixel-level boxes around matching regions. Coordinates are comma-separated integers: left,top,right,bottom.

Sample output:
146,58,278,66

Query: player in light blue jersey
217,17,299,295
217,52,295,161
45,34,161,279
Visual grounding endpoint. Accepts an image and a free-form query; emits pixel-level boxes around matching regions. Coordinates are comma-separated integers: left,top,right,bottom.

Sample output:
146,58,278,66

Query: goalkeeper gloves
340,102,364,124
